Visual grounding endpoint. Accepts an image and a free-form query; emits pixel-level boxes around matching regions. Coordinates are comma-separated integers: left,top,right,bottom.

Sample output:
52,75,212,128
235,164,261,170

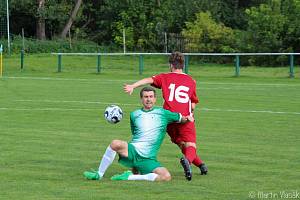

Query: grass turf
0,54,299,199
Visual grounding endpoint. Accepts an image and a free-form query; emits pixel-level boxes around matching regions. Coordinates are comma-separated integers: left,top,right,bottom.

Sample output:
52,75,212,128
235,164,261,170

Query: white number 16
168,83,190,103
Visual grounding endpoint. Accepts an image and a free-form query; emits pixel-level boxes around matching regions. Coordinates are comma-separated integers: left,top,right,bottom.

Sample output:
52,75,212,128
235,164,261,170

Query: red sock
192,155,203,167
183,146,196,164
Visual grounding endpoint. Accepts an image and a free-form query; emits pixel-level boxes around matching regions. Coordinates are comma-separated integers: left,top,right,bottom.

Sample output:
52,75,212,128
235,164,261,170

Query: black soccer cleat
199,163,208,175
180,157,192,181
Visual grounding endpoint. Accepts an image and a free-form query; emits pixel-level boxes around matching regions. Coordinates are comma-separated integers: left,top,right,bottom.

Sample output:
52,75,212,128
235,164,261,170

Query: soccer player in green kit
83,86,194,181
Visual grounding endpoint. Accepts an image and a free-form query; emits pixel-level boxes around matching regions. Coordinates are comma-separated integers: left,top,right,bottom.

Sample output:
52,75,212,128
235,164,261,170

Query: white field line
14,99,136,106
0,107,94,111
199,87,268,91
4,76,133,83
8,99,300,115
201,108,300,115
4,76,300,87
199,81,300,87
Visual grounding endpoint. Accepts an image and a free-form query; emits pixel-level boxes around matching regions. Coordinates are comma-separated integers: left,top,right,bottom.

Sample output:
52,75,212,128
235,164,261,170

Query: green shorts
118,143,162,175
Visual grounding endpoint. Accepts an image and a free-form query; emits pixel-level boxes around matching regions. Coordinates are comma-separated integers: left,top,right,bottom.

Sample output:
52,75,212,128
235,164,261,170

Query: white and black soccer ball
104,105,123,124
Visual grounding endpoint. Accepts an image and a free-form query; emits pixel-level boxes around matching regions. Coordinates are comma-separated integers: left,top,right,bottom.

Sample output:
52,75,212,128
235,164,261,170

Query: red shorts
167,122,196,144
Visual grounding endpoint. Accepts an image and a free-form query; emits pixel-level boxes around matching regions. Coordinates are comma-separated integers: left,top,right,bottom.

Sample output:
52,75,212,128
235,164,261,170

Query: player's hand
187,116,194,122
181,115,194,123
186,116,194,122
123,84,134,95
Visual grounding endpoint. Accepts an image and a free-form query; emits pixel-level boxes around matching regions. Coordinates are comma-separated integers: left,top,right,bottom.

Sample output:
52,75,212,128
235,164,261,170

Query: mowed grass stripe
5,99,300,115
4,76,300,87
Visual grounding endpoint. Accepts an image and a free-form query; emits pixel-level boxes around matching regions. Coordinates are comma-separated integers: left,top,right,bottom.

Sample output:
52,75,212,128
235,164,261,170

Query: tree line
2,0,300,59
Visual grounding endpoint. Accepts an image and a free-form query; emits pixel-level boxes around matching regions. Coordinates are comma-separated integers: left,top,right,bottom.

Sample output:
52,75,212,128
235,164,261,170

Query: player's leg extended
111,167,170,181
83,140,127,180
178,122,208,176
183,142,208,175
111,157,168,181
182,142,197,163
99,139,128,176
167,123,193,180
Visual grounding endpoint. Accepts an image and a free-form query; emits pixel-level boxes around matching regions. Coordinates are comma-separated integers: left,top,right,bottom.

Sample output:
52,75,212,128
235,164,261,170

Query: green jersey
129,107,181,159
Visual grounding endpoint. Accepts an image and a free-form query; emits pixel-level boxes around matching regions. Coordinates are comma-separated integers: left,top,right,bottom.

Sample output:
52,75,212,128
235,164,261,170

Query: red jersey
151,72,199,116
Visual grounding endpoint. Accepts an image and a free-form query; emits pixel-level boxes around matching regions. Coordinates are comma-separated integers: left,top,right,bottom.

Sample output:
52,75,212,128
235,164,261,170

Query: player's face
141,91,156,110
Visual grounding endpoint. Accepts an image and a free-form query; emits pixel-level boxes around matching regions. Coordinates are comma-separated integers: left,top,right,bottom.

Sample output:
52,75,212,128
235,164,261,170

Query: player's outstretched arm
123,77,154,95
123,84,135,95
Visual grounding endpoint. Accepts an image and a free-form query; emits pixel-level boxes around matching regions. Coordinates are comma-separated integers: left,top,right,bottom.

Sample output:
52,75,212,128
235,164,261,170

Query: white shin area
98,145,116,177
127,173,158,181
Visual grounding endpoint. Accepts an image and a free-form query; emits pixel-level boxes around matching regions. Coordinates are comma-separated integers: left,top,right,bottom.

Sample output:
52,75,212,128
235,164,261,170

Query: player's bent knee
153,167,171,181
161,173,172,181
156,173,171,181
110,140,123,151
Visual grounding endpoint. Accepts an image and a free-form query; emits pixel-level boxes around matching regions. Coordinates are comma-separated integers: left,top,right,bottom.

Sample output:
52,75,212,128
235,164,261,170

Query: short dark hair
140,86,156,98
169,51,184,69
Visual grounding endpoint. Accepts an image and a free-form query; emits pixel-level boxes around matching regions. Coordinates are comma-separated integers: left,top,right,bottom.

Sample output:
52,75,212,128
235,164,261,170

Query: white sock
127,173,158,181
98,146,116,177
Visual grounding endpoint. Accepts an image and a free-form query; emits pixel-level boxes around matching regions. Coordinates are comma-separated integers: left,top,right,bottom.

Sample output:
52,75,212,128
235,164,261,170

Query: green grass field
1,54,300,199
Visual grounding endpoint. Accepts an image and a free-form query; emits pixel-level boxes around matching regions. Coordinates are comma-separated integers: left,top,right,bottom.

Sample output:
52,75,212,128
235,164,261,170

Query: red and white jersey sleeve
151,73,199,116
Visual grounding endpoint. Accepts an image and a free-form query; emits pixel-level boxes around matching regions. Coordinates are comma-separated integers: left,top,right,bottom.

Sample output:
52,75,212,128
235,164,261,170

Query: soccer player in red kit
123,52,208,181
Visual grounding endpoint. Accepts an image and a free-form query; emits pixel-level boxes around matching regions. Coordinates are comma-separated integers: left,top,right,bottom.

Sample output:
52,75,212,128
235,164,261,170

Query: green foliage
236,0,300,66
245,0,286,53
232,0,300,66
9,0,84,39
280,0,300,52
109,0,165,51
112,13,135,49
182,12,236,53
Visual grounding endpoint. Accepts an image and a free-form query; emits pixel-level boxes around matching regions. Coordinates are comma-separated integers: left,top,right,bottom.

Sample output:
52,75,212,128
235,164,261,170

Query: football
104,105,123,124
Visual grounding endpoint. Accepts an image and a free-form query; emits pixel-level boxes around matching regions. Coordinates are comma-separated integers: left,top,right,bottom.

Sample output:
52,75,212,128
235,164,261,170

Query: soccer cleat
180,157,192,181
199,163,208,175
110,170,133,181
83,170,101,180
